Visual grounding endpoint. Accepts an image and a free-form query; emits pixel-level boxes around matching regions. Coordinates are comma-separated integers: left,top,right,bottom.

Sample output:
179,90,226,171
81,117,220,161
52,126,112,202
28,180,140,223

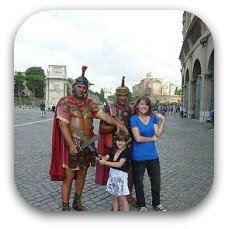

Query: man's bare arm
99,120,116,134
58,119,78,155
97,110,128,134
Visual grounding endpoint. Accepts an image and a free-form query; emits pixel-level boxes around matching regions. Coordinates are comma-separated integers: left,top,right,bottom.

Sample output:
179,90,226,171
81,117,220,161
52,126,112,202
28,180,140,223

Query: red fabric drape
95,132,111,185
49,101,66,181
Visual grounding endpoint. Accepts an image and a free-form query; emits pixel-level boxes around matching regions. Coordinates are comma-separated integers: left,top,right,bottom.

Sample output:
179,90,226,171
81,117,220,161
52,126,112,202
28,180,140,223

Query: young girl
98,131,131,211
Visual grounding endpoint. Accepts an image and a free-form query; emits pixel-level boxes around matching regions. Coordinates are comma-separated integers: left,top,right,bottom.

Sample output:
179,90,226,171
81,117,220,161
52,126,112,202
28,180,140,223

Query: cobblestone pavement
14,108,214,212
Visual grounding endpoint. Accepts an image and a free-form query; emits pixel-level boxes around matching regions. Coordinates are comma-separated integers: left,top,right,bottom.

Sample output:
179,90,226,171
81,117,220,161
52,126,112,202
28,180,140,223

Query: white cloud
14,10,183,92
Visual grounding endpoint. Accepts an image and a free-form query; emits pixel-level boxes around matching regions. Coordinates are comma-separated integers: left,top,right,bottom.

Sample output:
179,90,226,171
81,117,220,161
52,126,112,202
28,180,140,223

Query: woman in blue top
130,96,166,211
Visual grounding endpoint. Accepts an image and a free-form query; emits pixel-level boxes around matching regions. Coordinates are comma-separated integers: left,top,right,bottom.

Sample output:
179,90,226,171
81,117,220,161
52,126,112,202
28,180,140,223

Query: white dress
106,168,130,196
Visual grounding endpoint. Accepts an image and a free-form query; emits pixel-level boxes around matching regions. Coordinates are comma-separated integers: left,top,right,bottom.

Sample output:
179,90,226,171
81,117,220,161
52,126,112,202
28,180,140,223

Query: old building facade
132,72,181,103
45,65,68,108
179,12,214,122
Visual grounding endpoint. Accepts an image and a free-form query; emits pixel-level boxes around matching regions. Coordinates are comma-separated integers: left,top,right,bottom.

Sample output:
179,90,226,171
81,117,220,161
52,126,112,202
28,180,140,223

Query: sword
72,124,99,157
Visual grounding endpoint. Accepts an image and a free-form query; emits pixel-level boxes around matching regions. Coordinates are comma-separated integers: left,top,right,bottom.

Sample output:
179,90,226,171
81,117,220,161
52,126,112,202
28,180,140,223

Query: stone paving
14,107,214,212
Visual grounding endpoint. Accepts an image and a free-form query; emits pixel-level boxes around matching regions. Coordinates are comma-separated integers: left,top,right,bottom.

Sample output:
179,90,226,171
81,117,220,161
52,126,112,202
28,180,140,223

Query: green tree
25,66,45,76
100,88,105,103
107,95,116,102
131,91,142,101
128,90,133,102
14,72,25,106
88,89,101,103
14,72,25,96
67,78,74,95
89,90,100,98
25,67,46,99
175,87,182,95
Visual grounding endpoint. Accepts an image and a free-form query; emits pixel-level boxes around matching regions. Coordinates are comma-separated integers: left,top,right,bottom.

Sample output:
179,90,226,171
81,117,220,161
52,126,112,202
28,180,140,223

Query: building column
199,35,208,122
203,72,214,121
45,77,50,109
189,79,196,118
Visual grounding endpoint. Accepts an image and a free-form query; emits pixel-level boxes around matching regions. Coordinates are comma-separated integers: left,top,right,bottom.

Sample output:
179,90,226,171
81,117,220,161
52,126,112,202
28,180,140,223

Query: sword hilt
92,150,102,160
75,141,83,153
91,149,98,157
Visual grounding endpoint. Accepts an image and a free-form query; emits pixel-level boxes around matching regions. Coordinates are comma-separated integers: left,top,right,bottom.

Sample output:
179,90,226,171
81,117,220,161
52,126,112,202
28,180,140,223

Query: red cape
49,97,70,181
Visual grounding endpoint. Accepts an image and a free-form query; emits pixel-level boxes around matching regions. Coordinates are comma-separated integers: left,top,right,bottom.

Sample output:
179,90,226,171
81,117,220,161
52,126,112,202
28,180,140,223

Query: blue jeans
132,159,161,208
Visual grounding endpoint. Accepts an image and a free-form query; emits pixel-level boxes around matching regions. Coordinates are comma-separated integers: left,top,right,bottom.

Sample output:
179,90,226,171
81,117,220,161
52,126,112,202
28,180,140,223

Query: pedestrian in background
51,105,55,112
40,101,46,117
130,96,166,211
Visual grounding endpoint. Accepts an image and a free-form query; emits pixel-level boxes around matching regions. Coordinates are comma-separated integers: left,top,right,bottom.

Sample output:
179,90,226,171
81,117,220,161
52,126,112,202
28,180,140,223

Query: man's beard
117,100,128,106
72,90,87,99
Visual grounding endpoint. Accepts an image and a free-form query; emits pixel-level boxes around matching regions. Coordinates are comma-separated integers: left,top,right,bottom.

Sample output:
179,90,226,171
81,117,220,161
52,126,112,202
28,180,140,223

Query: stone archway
191,59,202,119
184,69,190,113
207,50,214,111
45,65,68,109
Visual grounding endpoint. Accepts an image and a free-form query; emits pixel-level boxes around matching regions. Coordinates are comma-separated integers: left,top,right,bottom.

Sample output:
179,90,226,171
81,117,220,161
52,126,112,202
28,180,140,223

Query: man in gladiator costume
49,66,128,211
95,76,137,207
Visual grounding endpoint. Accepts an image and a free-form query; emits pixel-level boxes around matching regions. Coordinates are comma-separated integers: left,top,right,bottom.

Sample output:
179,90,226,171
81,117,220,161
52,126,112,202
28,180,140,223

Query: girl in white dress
98,131,131,211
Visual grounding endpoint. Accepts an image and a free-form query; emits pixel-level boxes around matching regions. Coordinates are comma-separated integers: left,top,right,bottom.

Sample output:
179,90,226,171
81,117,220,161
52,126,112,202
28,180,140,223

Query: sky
14,10,183,93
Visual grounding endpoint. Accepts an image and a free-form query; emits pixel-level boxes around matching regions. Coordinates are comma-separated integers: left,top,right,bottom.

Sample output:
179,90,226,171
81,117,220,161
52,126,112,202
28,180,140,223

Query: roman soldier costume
95,76,133,185
49,66,102,210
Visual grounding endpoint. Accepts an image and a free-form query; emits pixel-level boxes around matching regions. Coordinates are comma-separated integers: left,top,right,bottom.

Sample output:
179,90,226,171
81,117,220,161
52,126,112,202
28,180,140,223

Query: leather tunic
57,96,101,169
105,102,133,131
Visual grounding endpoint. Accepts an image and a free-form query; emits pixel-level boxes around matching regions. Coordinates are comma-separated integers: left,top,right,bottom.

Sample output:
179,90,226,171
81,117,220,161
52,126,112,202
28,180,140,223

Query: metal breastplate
115,109,131,129
110,103,132,129
68,103,94,140
67,103,96,169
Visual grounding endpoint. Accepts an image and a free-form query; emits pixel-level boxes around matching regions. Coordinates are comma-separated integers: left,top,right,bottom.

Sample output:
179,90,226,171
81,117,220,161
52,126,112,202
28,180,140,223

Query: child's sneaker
137,207,148,211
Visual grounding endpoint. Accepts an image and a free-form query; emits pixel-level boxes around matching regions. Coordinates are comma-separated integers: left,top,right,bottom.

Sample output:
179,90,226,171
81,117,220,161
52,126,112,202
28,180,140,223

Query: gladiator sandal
62,202,70,211
72,194,87,211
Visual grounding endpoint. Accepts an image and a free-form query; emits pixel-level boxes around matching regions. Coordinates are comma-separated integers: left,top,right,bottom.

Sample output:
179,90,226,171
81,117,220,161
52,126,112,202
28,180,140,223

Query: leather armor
61,99,100,169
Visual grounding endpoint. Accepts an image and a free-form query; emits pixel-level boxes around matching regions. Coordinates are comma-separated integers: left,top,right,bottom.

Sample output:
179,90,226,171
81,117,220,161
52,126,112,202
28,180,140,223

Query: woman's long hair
134,96,152,116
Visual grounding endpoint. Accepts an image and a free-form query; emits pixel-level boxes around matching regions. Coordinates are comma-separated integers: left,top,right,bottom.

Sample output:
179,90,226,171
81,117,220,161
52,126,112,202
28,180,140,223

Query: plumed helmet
73,65,89,87
115,76,130,96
